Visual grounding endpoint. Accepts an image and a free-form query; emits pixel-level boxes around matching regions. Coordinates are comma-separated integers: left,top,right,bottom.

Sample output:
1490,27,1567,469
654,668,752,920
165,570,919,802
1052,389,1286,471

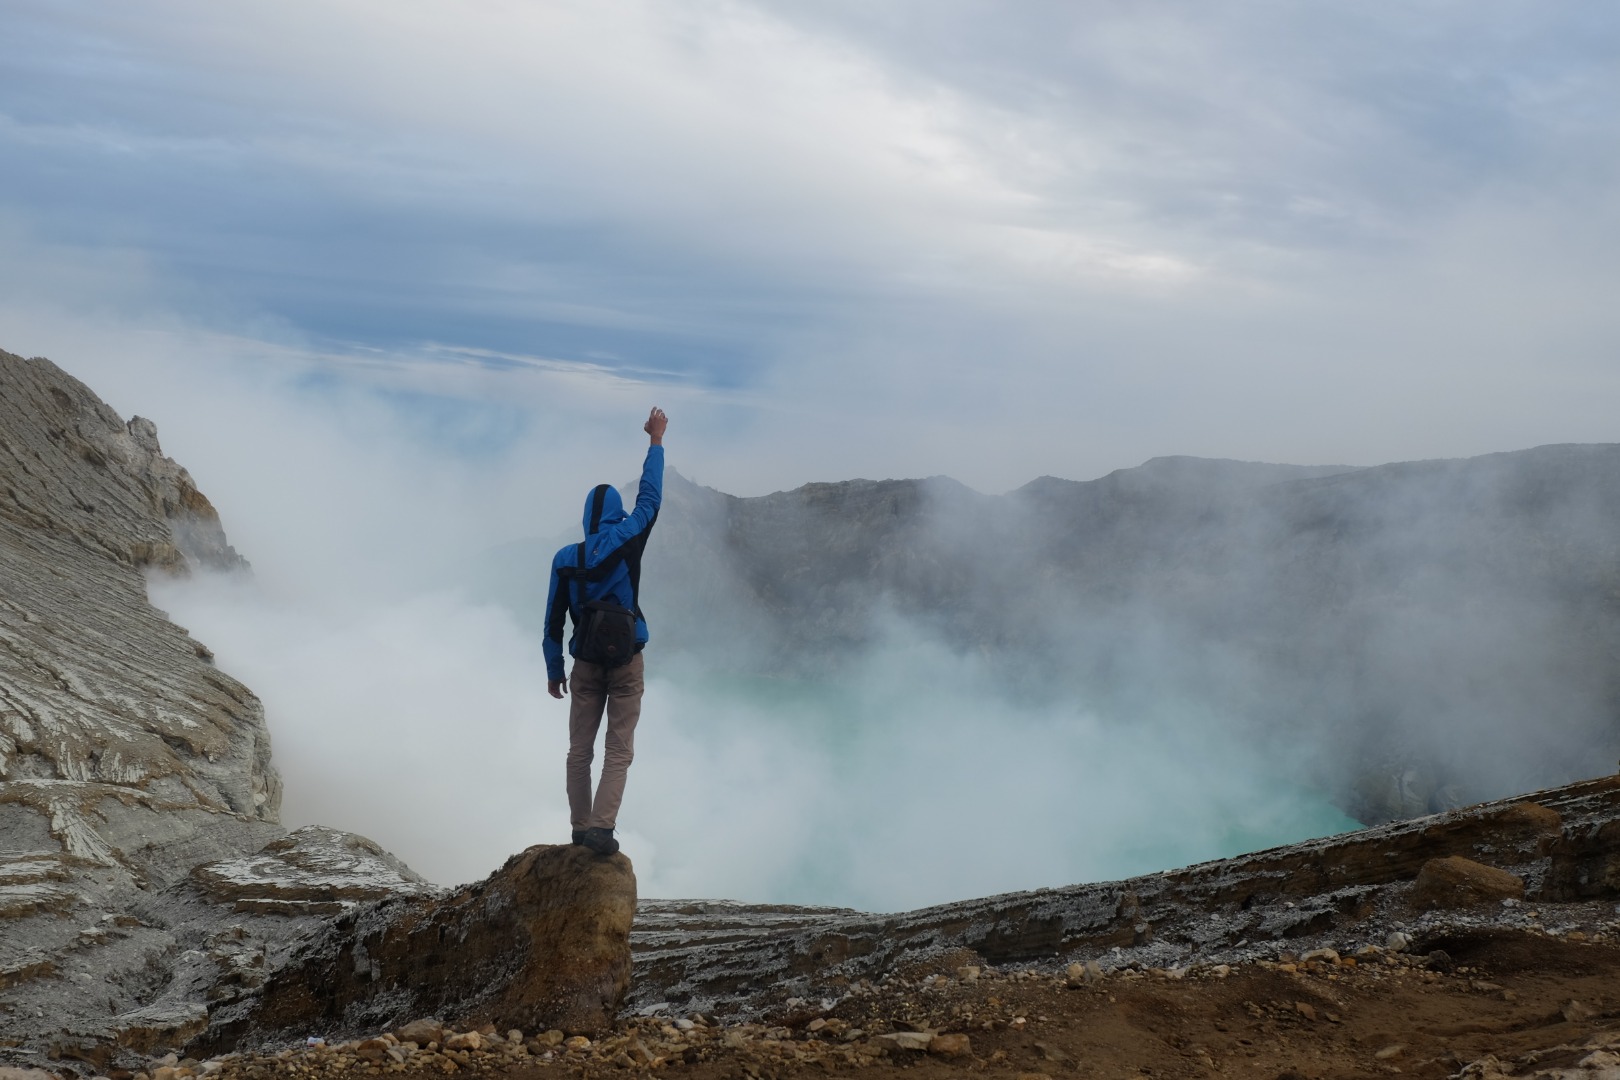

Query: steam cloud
102,333,1362,912
152,574,1357,910
13,323,1610,912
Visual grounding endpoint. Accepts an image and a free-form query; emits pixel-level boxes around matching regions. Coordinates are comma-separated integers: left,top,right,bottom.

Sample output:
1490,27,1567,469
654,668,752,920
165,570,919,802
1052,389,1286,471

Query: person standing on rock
543,406,667,856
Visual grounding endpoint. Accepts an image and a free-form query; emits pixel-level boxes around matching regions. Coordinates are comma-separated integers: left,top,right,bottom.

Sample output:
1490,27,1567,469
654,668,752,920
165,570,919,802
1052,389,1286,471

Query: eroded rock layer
0,351,291,1067
0,350,280,863
629,773,1620,1016
0,354,420,1068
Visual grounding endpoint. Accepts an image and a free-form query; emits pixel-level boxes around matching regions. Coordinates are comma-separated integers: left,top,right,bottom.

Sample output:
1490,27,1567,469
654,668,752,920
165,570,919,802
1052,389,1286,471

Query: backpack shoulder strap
574,540,588,620
557,541,590,624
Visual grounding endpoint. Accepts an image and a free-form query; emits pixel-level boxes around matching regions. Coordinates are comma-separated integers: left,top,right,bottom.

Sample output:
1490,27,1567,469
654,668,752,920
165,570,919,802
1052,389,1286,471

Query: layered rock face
0,351,635,1070
0,350,283,938
0,351,289,1062
0,355,280,840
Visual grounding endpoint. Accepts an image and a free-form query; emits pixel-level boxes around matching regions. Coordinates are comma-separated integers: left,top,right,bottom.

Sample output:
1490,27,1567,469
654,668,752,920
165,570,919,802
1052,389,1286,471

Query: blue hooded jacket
543,445,663,680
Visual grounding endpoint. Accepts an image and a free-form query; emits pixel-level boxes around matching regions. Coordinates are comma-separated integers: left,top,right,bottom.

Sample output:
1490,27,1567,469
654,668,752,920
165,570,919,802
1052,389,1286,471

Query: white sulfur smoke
152,569,1357,909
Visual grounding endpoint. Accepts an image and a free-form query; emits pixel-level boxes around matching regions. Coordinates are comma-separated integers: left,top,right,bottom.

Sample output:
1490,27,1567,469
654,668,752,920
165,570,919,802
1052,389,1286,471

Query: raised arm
622,408,666,534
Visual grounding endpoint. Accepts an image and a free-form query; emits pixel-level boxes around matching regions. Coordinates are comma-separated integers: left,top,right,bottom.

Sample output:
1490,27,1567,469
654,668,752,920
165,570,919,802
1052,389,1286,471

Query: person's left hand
548,677,568,699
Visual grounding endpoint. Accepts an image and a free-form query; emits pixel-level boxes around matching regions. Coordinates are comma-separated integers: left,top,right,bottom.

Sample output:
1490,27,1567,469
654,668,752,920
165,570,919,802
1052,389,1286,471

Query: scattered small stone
928,1033,972,1058
1294,1001,1317,1021
1033,1040,1072,1064
1562,999,1594,1023
353,1038,390,1063
443,1031,482,1052
875,1031,932,1053
396,1019,444,1045
1374,1044,1405,1061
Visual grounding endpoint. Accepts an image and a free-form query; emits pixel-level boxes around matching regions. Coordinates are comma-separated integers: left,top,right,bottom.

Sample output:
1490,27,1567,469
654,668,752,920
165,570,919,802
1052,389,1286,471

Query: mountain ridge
636,443,1620,825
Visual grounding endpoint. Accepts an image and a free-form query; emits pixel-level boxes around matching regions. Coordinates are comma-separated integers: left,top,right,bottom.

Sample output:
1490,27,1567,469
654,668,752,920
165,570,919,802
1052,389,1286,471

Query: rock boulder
1411,856,1526,909
203,843,636,1049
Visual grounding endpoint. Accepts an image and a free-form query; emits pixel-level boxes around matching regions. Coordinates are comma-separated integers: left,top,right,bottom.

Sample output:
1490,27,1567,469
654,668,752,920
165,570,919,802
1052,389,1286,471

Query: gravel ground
46,907,1620,1080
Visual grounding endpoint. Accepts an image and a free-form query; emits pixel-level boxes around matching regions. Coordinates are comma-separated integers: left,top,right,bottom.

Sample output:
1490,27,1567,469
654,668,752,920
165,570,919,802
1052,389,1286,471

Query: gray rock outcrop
1,350,285,944
0,350,295,1063
202,844,636,1050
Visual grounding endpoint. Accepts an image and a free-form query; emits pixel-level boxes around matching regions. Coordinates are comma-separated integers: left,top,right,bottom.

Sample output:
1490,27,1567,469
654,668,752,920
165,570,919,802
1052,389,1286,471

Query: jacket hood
581,483,626,536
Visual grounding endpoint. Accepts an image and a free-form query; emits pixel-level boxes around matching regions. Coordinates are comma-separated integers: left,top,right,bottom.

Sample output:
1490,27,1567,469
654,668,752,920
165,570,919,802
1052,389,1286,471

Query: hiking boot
579,827,619,856
571,830,587,846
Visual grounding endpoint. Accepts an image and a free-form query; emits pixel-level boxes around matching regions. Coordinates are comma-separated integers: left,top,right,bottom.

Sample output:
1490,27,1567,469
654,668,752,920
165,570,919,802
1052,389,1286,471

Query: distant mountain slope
484,446,1620,826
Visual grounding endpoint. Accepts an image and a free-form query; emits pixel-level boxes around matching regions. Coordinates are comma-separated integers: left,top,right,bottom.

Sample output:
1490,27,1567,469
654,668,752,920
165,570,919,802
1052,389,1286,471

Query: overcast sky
3,0,1617,499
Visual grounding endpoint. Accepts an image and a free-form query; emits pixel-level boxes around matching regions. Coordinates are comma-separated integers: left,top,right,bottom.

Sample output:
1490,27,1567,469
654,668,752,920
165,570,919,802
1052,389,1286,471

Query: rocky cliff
0,349,282,915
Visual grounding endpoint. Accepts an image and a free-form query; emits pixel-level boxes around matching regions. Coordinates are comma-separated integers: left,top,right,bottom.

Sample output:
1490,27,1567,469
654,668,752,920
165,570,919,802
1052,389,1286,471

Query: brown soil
214,927,1620,1080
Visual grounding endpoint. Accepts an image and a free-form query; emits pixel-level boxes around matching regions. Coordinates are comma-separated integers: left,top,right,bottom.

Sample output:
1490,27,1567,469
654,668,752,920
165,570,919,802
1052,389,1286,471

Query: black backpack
564,541,638,667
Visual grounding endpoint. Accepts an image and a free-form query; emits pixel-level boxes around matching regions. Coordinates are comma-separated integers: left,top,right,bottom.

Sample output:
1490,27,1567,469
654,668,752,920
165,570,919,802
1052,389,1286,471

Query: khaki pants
566,652,644,831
